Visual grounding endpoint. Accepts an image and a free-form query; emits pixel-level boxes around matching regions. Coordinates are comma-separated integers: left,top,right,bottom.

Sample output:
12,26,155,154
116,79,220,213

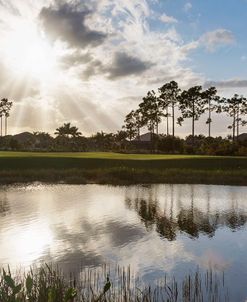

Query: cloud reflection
0,184,247,285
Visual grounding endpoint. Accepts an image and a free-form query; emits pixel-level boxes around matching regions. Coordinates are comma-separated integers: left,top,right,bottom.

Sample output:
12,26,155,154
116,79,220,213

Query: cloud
82,60,104,79
105,52,153,79
0,0,20,16
200,29,235,52
184,2,192,12
60,51,92,68
159,13,178,24
205,79,247,88
59,50,105,79
60,50,152,80
39,2,107,48
0,0,205,135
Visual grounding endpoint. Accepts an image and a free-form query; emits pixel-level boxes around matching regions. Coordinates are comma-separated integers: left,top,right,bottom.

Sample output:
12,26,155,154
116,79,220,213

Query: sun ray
2,17,60,86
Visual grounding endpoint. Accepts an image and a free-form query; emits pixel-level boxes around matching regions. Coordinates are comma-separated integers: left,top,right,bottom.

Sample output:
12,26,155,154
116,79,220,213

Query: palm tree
0,99,13,136
55,123,81,138
158,81,180,137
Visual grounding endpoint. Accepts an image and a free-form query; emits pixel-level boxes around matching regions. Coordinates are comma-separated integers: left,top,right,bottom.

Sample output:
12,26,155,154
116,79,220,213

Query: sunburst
2,19,59,82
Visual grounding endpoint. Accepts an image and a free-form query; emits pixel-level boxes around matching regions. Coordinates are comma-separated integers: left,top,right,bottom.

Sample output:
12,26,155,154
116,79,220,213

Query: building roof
12,132,35,143
237,133,247,141
133,132,159,142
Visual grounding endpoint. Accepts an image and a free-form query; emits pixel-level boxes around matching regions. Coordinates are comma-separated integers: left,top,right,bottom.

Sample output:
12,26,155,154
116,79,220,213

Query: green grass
0,151,245,160
0,152,246,185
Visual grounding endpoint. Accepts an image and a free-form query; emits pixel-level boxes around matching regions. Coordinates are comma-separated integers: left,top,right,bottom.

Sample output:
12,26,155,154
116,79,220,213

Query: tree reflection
156,216,177,241
125,186,247,241
0,193,10,217
225,212,247,230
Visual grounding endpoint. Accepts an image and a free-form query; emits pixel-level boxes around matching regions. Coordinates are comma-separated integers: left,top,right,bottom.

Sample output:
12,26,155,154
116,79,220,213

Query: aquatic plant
0,264,229,302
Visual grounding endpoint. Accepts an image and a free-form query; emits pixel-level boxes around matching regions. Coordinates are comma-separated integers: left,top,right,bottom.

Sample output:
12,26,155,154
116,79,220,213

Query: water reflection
125,185,247,240
0,191,10,217
0,184,247,300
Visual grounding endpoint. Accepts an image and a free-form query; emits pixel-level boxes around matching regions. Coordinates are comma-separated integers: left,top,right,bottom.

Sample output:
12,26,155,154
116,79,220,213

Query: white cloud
159,13,178,24
0,0,204,135
184,2,192,12
205,79,247,88
200,29,235,52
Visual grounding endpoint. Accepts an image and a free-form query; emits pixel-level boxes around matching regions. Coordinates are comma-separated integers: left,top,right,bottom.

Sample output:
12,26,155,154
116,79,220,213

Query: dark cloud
60,51,152,80
83,59,103,79
59,51,103,79
60,51,92,68
39,3,107,48
106,52,153,79
205,79,247,88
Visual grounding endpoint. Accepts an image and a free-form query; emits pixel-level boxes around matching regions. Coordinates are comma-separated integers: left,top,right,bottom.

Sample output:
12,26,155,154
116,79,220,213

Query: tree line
122,81,247,142
1,82,247,155
1,123,247,156
0,98,12,137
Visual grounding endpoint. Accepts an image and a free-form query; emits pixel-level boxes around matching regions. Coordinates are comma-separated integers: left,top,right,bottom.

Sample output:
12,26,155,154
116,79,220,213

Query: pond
0,184,247,300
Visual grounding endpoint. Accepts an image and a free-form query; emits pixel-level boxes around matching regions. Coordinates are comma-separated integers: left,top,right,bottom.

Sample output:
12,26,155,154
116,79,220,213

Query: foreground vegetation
0,264,229,302
0,152,246,185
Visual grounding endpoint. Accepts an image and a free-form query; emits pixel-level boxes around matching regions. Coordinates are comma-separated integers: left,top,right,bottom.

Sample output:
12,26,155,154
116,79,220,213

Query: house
12,132,35,144
237,133,247,142
133,132,153,142
132,132,160,150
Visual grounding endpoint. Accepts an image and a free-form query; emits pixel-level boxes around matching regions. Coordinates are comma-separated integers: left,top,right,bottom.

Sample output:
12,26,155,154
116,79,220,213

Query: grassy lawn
0,151,246,185
0,151,246,169
0,151,225,159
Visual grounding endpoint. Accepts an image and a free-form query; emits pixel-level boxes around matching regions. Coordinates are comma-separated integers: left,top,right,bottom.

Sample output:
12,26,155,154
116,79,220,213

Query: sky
0,0,247,137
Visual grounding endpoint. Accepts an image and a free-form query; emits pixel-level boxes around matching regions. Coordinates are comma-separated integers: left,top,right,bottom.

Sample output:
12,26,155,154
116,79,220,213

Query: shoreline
0,167,246,186
0,152,246,186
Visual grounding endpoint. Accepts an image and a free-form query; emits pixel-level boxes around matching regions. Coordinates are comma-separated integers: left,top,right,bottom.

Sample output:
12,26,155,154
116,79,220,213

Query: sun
3,19,59,81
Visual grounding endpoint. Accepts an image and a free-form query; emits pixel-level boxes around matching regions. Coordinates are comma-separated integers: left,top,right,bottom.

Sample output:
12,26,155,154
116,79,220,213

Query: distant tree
158,81,181,137
9,138,21,151
122,110,139,141
201,86,220,137
114,130,128,151
115,130,128,141
0,98,13,136
91,131,115,150
0,101,3,137
55,123,81,138
178,86,206,143
133,109,144,139
33,132,53,149
157,134,184,153
139,90,163,135
222,94,247,141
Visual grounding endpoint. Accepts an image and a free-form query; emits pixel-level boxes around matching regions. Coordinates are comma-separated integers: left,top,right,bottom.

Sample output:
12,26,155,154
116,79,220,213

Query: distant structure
237,133,247,142
133,132,153,142
132,132,160,150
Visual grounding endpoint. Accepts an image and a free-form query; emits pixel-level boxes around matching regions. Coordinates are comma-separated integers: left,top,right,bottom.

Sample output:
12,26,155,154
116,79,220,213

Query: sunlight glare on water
0,184,247,300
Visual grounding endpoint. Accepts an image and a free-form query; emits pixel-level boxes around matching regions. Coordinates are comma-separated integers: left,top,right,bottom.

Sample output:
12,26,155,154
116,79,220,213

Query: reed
0,264,229,302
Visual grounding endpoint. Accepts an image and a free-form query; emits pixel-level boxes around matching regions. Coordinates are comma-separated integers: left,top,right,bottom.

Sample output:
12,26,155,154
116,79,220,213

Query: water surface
0,184,247,300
